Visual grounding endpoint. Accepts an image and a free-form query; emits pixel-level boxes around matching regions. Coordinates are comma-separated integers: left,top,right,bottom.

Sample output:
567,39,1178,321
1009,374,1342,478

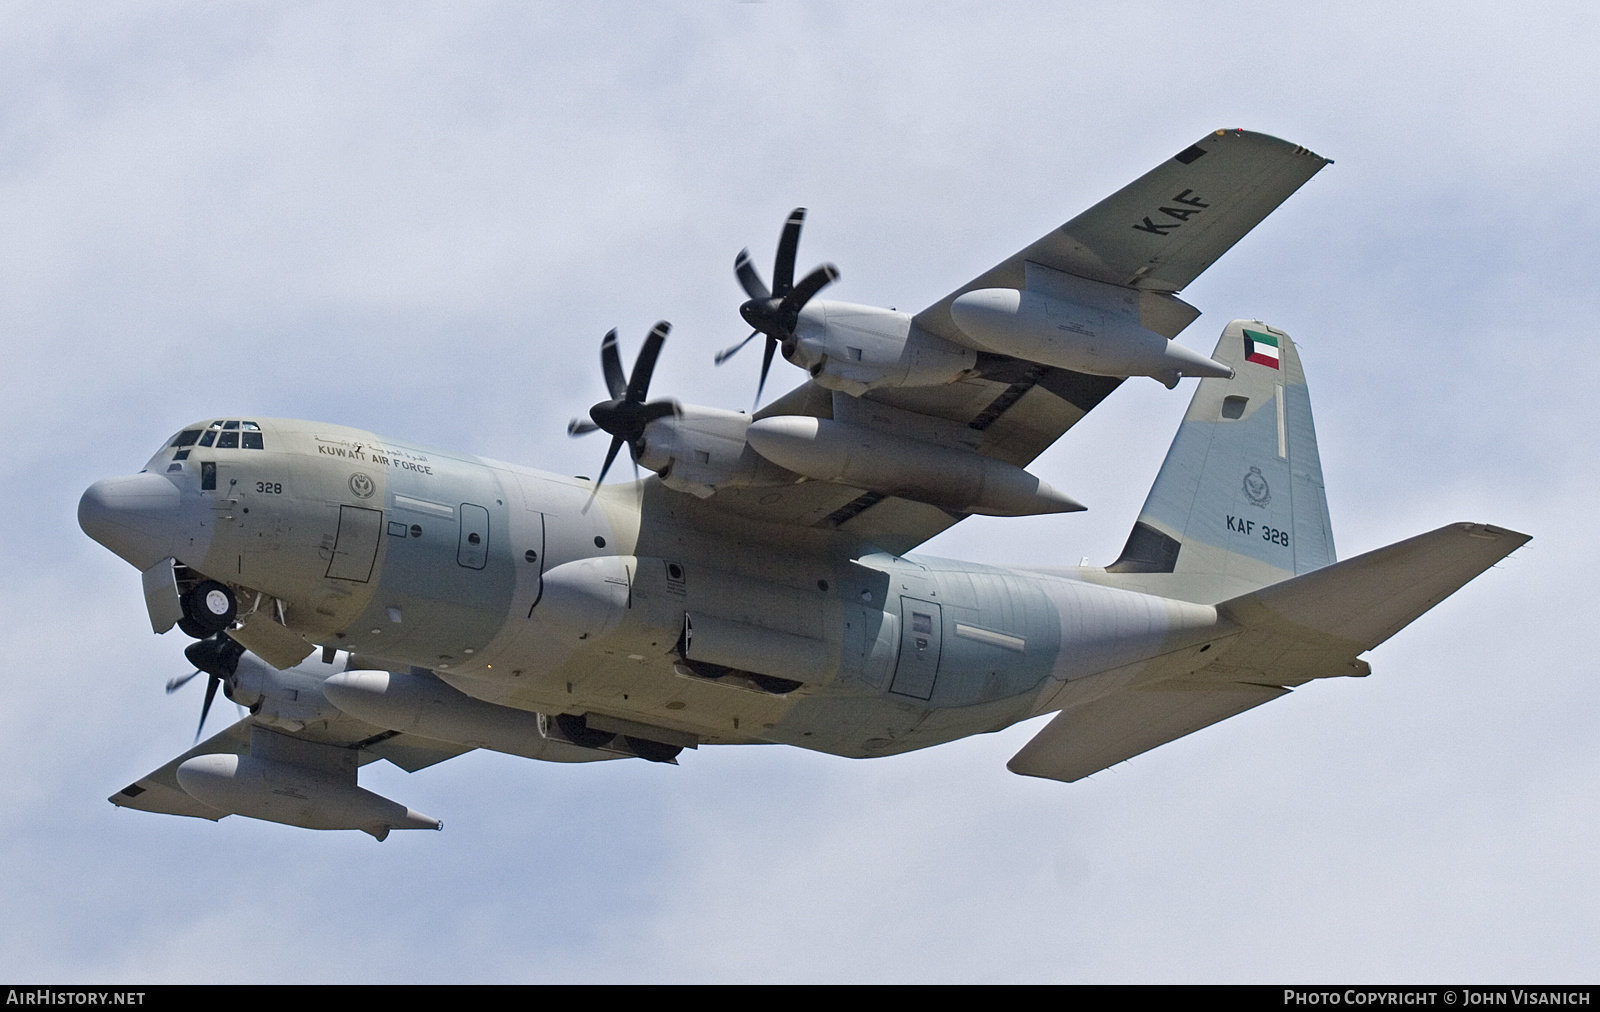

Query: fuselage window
170,430,201,448
242,431,264,449
216,431,240,449
222,420,239,430
241,421,261,431
198,431,216,447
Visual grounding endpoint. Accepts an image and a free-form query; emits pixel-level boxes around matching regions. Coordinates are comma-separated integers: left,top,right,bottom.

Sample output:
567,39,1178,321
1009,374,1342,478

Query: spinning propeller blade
717,208,838,407
169,633,246,743
569,322,681,510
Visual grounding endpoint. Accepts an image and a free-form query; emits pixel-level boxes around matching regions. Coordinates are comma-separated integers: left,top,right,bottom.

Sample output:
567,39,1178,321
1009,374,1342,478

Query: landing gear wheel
180,581,237,638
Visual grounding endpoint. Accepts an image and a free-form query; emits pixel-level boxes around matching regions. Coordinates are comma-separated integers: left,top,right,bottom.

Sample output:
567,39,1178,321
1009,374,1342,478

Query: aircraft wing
672,366,1122,555
914,129,1331,343
1008,522,1529,783
110,713,473,821
682,131,1328,555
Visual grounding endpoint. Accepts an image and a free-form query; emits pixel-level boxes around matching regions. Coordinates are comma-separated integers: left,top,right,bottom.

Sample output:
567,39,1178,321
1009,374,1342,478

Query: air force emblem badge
1243,465,1271,507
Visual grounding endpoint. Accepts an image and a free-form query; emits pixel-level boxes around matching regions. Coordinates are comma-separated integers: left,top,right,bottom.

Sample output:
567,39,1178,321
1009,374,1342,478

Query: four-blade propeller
715,208,839,407
166,632,246,742
568,322,680,505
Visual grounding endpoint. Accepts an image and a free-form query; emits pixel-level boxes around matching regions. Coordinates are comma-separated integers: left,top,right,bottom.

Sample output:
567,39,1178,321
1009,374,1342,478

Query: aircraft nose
78,473,184,570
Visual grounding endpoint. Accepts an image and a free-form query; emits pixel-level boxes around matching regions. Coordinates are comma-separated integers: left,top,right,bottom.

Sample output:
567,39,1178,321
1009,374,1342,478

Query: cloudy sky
2,1,1596,983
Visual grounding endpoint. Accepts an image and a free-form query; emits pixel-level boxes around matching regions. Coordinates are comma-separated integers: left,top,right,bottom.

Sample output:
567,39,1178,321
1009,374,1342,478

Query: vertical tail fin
1099,319,1335,603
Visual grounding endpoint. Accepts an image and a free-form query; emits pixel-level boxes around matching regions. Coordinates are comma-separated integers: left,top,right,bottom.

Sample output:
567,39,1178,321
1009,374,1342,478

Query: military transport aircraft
80,129,1527,840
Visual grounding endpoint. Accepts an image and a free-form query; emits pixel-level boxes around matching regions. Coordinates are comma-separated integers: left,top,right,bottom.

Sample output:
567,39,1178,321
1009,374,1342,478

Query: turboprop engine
634,405,793,498
785,302,977,397
570,323,798,497
715,209,976,401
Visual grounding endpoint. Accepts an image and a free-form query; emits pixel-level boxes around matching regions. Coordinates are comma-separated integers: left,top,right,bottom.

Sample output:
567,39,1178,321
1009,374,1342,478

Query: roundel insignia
349,472,376,499
1242,466,1271,507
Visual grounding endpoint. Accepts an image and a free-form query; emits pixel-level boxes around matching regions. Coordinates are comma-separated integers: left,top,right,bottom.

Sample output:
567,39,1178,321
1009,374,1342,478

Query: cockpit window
187,420,265,450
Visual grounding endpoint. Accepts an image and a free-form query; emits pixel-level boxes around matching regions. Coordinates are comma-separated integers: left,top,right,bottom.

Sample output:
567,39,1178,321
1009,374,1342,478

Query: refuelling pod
745,416,1084,517
323,669,618,763
949,288,1232,388
174,727,440,841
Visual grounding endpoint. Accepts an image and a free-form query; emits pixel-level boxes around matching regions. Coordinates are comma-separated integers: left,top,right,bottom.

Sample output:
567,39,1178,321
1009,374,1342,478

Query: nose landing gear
177,580,237,639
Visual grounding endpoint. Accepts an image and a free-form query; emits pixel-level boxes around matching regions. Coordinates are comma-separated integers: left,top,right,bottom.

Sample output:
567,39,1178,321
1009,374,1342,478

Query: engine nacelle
636,406,795,498
227,649,347,733
788,302,976,395
949,288,1232,388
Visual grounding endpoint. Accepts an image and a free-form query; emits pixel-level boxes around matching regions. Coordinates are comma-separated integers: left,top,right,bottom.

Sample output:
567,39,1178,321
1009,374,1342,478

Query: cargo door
889,597,943,699
457,503,489,569
326,505,383,582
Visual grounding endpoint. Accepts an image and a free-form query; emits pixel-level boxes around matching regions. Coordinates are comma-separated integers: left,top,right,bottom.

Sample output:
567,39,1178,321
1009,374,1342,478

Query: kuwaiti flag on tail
1243,328,1281,369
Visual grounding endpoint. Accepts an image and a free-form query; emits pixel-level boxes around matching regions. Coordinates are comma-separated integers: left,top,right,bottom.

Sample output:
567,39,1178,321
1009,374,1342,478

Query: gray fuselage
96,416,1219,758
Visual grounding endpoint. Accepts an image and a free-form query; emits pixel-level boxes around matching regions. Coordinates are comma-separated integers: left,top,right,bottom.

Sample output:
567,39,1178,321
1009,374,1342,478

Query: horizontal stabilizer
1010,522,1528,782
1221,522,1529,651
1008,682,1286,783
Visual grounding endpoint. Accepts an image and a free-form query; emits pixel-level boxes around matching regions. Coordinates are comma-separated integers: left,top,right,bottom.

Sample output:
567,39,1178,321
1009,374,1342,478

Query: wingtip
1457,522,1532,544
